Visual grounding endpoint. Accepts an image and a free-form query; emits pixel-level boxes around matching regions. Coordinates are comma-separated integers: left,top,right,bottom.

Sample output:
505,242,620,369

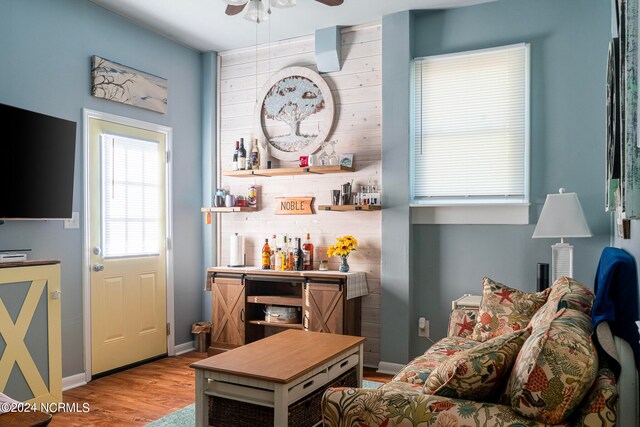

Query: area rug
144,380,385,426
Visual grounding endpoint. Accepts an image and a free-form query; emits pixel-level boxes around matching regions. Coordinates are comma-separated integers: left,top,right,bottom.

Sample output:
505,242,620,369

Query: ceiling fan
223,0,345,23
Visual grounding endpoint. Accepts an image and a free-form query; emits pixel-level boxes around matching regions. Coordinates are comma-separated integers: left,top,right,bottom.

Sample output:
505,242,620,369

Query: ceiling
89,0,495,52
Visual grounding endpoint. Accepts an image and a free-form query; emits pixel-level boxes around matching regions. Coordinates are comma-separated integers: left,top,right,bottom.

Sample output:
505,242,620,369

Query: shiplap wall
217,23,381,366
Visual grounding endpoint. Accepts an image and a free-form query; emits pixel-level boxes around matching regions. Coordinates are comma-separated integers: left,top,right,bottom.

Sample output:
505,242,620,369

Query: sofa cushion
392,337,479,385
472,277,549,342
570,368,617,427
508,308,598,424
447,307,478,338
528,277,594,330
424,328,531,400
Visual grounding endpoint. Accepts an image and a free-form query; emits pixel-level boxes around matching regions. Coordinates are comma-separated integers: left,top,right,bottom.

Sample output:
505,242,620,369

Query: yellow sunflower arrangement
327,236,358,273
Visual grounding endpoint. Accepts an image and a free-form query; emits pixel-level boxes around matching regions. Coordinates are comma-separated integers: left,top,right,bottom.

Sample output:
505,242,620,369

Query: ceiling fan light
222,0,248,5
244,0,269,23
271,0,296,8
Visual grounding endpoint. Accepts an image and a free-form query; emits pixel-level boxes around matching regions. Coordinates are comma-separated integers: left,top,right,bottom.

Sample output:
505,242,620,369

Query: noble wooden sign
275,197,315,215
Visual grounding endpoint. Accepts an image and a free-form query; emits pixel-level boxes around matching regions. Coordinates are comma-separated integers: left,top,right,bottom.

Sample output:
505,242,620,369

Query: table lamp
532,188,592,281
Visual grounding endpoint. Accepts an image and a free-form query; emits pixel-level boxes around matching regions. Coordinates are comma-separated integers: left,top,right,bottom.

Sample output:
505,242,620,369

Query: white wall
217,23,382,366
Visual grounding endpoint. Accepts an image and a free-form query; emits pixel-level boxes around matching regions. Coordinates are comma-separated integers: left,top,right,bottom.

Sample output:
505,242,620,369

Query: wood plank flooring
51,352,392,426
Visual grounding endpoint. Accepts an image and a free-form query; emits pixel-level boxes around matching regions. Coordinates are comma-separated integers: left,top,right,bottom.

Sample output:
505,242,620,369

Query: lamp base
551,242,573,281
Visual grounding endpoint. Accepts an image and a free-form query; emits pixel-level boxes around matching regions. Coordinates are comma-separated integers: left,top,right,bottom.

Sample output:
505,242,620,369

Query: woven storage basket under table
208,367,357,427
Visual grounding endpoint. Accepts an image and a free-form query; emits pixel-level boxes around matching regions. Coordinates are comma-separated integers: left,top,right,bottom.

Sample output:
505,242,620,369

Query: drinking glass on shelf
318,141,329,166
327,141,339,166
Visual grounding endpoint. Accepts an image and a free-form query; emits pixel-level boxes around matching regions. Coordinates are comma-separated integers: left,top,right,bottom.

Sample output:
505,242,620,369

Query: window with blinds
412,43,529,205
101,135,161,258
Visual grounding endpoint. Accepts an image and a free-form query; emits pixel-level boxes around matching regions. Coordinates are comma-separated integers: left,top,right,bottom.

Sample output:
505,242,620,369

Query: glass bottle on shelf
295,238,304,271
238,138,247,171
250,138,260,169
261,239,271,270
275,248,283,271
302,233,314,270
318,141,329,166
232,141,239,171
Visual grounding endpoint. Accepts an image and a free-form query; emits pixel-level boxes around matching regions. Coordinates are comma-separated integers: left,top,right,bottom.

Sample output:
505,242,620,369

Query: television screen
0,103,77,219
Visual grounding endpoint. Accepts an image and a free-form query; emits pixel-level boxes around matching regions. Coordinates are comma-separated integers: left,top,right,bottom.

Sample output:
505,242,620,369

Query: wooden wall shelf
223,165,354,178
318,205,381,211
201,207,257,213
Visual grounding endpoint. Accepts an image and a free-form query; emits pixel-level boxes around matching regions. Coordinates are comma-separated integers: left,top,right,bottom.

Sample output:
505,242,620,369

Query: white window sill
410,203,530,225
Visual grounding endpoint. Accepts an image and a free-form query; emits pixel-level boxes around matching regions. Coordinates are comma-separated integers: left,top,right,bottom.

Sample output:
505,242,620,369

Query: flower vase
339,256,350,273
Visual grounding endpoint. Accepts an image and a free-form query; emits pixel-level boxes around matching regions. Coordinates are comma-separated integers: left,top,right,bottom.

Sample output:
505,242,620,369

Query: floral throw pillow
508,308,598,424
424,328,531,400
471,277,549,342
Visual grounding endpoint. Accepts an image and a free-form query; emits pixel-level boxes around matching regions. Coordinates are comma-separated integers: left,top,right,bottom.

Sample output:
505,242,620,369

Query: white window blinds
102,135,161,258
412,43,529,204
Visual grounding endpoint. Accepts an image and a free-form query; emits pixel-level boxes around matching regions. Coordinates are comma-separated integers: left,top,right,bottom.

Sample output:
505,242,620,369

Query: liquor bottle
286,238,295,271
238,138,247,171
261,239,271,270
295,238,304,271
250,138,261,169
232,141,239,171
302,233,314,270
269,234,277,269
274,248,283,271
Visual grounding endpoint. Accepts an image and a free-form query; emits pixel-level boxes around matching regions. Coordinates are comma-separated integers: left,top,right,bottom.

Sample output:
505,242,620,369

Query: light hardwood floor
51,352,392,426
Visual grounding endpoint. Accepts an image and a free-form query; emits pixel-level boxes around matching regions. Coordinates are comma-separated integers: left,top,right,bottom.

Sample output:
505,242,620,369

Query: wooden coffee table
191,330,365,427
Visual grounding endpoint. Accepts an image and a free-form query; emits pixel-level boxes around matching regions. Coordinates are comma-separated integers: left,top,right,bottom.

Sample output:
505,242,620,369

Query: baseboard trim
376,361,404,376
175,341,195,355
62,373,87,391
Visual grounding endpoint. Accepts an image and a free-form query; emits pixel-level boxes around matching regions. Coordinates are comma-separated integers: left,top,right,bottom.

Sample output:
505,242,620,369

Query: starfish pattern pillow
471,277,549,342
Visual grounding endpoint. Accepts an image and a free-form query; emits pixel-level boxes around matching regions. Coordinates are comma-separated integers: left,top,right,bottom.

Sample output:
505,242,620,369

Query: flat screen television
0,103,77,219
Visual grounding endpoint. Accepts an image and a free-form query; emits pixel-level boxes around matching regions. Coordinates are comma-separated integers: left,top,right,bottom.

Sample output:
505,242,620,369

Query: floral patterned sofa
322,277,637,427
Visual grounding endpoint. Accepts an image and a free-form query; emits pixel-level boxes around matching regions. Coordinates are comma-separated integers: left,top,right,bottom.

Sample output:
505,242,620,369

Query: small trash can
192,322,211,353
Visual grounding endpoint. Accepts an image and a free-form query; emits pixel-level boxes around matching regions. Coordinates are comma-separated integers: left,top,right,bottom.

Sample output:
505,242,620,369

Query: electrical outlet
418,317,430,338
64,212,79,229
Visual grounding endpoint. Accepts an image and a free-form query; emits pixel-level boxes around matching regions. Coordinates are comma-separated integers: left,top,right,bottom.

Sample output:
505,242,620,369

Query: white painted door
87,116,168,375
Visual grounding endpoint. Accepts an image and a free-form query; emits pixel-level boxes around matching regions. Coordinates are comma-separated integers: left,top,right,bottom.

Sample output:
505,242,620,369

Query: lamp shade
244,0,269,22
532,188,592,238
271,0,296,7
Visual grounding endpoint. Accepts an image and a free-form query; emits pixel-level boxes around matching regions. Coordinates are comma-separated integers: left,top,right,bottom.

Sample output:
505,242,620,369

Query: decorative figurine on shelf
327,235,358,273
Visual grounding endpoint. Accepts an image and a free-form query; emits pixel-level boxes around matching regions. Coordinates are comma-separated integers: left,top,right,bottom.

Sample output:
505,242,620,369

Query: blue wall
400,0,611,359
0,0,205,377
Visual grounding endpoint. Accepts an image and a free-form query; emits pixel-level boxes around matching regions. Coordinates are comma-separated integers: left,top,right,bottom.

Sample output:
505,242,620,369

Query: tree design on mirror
255,67,335,161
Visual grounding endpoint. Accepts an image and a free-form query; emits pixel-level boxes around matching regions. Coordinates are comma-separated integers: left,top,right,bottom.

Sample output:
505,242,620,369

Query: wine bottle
302,233,314,270
250,138,260,169
261,239,271,270
295,238,304,271
238,138,246,171
232,141,239,171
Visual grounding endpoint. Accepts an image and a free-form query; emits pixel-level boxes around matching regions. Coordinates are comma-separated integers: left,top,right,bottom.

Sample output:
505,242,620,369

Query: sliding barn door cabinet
207,268,364,355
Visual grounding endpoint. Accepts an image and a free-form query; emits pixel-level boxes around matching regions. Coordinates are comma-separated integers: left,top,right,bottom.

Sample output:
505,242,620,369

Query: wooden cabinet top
0,260,60,269
208,266,355,281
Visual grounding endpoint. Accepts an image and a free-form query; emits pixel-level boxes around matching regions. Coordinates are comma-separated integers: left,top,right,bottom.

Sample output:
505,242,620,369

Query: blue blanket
593,247,640,370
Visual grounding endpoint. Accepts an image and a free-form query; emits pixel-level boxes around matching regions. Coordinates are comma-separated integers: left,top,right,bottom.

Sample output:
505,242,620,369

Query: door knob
92,264,104,272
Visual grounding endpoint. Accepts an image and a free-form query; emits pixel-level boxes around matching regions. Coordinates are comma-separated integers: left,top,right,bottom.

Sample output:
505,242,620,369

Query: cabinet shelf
318,205,381,211
248,320,304,329
201,207,257,213
247,295,302,307
223,165,354,178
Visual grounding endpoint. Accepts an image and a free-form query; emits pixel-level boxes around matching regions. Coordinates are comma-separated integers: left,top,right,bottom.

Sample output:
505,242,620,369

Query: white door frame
82,109,175,383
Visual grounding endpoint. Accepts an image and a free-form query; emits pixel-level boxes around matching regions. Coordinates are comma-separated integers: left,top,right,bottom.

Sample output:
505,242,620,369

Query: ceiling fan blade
315,0,344,6
226,4,247,16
